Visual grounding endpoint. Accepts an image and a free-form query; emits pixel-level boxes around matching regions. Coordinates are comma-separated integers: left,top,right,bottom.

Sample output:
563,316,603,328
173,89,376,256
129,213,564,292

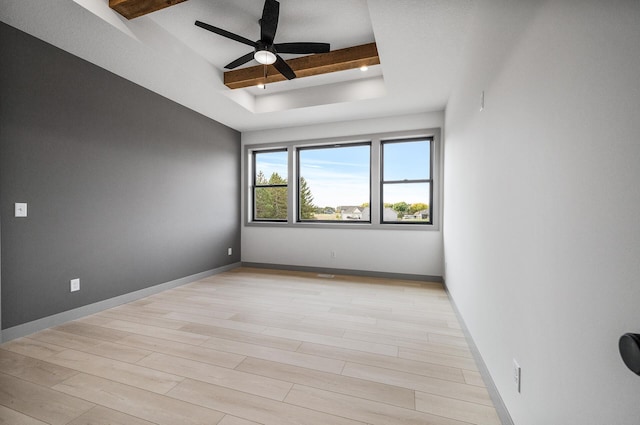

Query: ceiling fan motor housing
254,41,277,65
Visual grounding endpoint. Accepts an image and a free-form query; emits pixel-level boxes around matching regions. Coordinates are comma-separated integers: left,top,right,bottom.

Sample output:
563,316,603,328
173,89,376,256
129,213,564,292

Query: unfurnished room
1,1,639,424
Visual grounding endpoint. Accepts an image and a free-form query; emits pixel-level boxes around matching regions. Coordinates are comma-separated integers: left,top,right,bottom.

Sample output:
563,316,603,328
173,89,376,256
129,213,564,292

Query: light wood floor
0,267,501,425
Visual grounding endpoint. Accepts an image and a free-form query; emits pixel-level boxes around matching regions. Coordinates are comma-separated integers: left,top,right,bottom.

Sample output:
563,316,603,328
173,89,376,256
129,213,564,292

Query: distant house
337,206,399,221
382,208,399,221
356,207,398,221
413,209,430,220
338,206,364,220
402,209,429,220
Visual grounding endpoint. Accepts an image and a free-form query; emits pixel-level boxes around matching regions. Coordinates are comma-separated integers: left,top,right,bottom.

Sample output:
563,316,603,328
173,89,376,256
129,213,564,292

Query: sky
255,140,431,208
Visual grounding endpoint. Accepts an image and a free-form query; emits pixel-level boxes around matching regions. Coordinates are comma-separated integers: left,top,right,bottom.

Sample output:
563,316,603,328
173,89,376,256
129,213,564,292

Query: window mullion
370,138,381,225
288,146,295,224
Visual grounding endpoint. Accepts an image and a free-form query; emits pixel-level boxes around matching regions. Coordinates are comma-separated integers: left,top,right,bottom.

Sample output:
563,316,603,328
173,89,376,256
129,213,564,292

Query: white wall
444,1,640,424
242,112,444,277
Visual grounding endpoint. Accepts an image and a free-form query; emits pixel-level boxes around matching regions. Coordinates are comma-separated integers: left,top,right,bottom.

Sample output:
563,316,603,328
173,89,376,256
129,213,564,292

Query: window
245,128,440,229
381,138,432,224
297,143,371,222
252,149,288,221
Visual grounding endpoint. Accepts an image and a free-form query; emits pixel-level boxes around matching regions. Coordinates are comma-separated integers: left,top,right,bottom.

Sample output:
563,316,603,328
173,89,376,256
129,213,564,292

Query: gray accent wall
0,22,241,330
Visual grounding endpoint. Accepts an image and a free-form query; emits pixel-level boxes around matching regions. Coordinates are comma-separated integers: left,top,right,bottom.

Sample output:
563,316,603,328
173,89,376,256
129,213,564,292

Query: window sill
244,221,439,231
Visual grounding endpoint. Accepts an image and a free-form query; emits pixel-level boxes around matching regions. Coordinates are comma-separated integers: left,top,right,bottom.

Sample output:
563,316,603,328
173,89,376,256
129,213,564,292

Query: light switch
15,203,27,217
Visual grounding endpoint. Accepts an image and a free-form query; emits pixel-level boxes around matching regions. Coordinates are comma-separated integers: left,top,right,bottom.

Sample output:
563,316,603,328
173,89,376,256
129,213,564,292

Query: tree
255,172,287,220
254,172,318,220
299,177,316,219
392,201,409,218
408,202,429,215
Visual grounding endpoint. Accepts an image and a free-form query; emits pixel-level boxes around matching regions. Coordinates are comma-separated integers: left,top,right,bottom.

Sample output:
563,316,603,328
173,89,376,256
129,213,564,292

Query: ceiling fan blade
195,20,256,48
273,55,296,80
260,0,280,44
274,42,330,54
225,52,256,69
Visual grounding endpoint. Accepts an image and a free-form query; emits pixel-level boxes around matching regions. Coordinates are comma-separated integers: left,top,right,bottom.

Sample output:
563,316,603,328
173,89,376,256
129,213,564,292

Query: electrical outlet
15,203,27,217
330,251,336,258
228,247,232,256
513,359,521,393
70,278,80,292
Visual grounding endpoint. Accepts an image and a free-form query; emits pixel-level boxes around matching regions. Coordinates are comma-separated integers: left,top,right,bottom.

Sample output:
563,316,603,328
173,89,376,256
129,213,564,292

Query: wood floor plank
284,384,467,425
67,405,156,425
46,349,184,394
429,333,470,348
143,300,238,319
298,342,465,383
343,329,474,358
53,373,225,425
305,310,378,325
0,372,94,425
54,322,133,342
415,391,501,425
376,318,465,338
217,415,263,425
268,303,333,315
167,378,367,425
30,329,102,350
99,319,209,345
110,302,188,318
201,336,345,374
180,322,302,351
0,348,78,387
398,347,479,371
263,327,398,356
1,337,68,360
117,334,245,369
230,312,346,337
206,283,322,298
137,352,293,401
96,310,189,330
341,362,493,406
185,293,297,311
236,357,415,409
165,311,268,333
76,314,117,326
302,316,431,341
463,370,487,387
29,328,153,363
329,305,458,323
0,404,49,425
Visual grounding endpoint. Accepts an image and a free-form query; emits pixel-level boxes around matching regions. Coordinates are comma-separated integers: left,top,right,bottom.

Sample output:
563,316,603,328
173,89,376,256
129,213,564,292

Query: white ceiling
0,0,475,132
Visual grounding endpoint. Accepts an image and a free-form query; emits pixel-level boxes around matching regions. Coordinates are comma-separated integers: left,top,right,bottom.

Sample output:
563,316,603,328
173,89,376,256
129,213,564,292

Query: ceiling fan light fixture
254,49,277,65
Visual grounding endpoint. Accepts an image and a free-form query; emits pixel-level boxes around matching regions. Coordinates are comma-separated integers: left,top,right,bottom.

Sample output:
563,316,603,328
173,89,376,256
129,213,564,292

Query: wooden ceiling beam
224,42,380,90
109,0,188,20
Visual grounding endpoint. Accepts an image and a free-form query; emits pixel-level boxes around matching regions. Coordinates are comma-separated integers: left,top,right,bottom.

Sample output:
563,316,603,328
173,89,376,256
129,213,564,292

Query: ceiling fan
195,0,330,80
